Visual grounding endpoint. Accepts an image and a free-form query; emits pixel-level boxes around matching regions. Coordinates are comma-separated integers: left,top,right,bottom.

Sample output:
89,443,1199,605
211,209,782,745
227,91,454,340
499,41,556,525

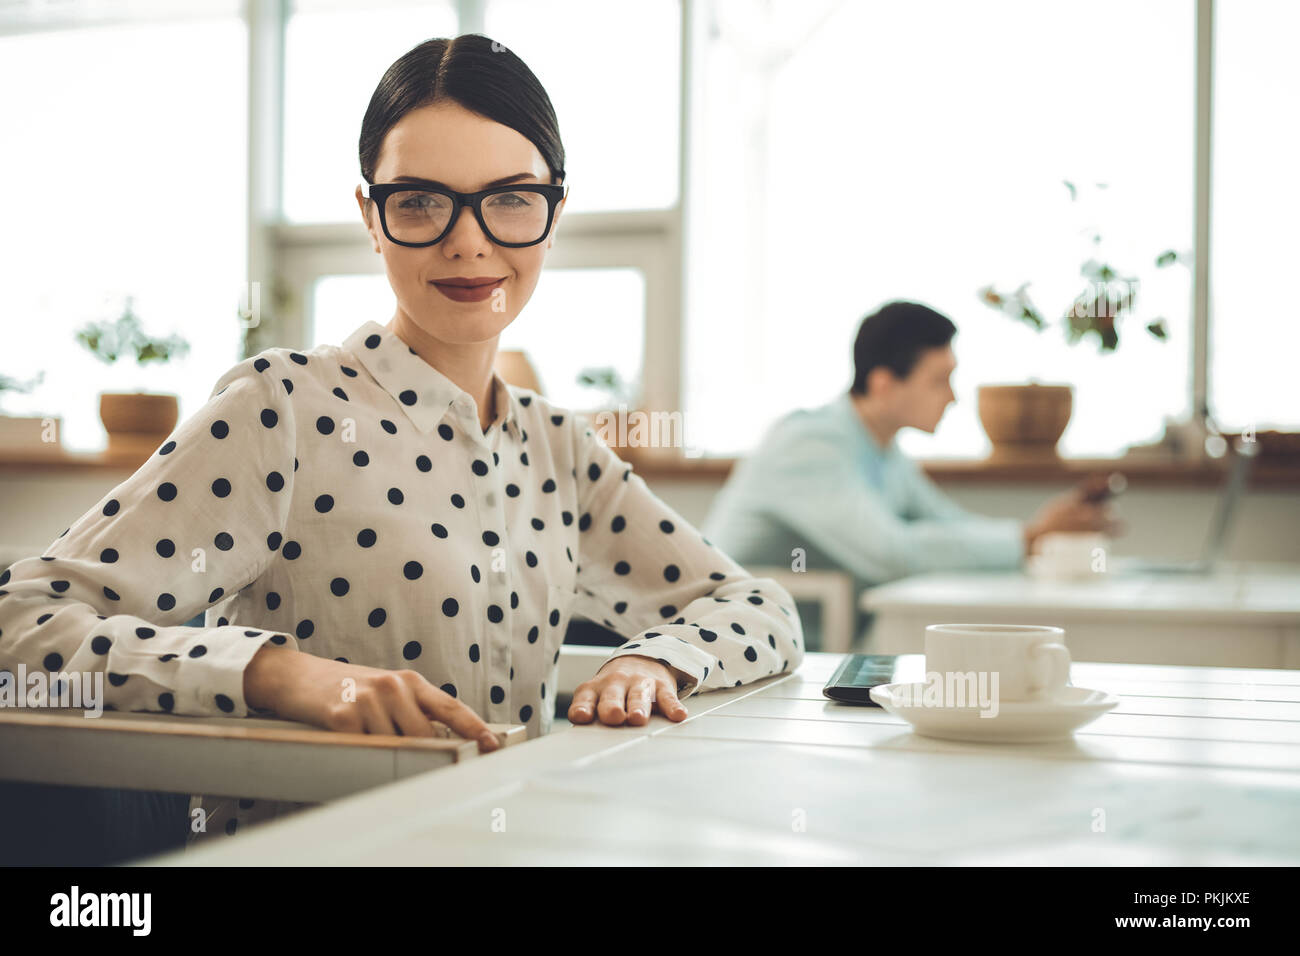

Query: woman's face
356,100,564,347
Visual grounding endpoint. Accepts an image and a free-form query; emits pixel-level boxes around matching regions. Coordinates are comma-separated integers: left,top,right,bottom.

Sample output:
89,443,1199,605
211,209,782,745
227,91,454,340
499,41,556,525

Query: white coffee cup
925,623,1071,702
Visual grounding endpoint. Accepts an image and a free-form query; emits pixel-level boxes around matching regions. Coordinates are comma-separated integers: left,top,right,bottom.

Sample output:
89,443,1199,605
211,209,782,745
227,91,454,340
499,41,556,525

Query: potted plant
75,296,190,457
0,370,61,456
975,180,1179,462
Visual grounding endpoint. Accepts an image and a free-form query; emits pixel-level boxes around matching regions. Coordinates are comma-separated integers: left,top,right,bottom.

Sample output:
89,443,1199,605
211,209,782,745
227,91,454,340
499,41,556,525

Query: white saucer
868,682,1119,743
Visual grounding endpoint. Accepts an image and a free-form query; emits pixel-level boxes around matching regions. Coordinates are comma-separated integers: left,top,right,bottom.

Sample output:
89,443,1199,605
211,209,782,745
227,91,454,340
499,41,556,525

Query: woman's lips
431,277,507,303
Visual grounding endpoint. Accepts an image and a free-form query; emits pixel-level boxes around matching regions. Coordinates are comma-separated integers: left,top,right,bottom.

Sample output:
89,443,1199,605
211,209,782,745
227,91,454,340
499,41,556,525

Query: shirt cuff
602,631,717,699
173,626,299,717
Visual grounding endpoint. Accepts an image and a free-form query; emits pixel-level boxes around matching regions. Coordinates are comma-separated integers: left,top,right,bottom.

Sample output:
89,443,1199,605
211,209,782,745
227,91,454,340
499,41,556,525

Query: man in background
703,300,1122,650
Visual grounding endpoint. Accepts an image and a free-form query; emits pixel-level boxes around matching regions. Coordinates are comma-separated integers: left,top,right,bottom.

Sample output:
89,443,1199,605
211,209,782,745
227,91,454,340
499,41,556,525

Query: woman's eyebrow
392,172,539,189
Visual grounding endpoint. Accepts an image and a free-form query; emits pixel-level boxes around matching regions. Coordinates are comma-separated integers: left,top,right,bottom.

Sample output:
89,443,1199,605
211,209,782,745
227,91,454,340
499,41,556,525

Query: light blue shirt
704,392,1026,610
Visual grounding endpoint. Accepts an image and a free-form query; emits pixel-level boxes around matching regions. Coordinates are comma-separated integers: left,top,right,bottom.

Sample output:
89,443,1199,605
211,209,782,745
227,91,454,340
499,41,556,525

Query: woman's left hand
568,655,689,727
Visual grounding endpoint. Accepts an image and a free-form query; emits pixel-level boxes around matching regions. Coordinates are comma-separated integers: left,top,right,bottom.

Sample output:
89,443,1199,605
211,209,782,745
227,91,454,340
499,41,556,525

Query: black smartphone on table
822,654,905,706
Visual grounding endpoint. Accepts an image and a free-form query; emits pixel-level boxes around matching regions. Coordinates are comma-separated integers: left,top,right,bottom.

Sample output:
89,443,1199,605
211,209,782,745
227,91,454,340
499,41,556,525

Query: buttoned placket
454,397,513,723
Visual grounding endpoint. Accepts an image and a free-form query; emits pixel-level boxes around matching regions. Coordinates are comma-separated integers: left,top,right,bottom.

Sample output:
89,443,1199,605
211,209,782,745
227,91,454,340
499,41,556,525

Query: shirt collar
342,320,520,436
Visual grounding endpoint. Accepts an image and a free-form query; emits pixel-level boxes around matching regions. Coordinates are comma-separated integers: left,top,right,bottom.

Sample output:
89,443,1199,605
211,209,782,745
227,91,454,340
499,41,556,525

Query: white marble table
141,651,1300,866
860,563,1300,668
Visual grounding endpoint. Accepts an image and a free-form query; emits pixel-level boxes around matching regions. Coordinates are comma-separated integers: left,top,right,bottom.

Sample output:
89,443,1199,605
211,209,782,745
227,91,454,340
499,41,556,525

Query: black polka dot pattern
0,320,804,845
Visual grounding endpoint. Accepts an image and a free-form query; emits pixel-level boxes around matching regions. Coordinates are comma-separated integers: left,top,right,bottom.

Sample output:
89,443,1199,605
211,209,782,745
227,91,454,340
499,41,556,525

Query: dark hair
849,301,957,396
358,34,565,189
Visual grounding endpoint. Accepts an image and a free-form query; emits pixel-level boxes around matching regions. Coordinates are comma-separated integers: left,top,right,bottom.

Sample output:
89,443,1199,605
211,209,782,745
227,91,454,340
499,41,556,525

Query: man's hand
568,655,690,727
1025,473,1126,555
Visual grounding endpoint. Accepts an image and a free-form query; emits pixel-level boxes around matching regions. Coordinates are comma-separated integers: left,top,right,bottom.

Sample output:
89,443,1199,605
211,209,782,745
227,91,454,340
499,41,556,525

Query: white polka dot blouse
0,319,806,743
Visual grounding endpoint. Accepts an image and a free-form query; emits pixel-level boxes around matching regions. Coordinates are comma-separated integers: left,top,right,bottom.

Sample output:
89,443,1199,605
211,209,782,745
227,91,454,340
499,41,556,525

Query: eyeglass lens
384,189,551,244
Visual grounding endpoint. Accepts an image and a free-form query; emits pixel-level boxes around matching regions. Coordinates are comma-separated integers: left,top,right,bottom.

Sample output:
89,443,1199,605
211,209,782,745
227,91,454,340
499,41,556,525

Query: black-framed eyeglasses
361,181,567,248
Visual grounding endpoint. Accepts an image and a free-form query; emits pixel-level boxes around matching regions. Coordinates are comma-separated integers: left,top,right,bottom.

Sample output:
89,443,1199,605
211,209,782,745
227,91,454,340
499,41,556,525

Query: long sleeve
901,456,983,521
0,352,300,718
765,431,1025,583
568,417,804,698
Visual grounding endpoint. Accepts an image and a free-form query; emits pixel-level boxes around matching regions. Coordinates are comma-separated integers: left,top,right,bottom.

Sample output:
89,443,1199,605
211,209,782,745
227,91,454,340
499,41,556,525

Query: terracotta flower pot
976,383,1073,462
99,392,178,458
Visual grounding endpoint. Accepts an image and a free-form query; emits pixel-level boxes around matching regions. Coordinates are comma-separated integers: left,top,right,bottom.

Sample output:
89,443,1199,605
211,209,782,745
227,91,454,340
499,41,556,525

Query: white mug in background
1032,531,1110,577
924,623,1072,702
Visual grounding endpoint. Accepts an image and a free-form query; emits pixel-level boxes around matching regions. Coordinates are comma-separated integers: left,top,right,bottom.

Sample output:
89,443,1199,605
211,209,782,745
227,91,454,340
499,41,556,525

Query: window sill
0,449,149,473
611,448,1300,489
4,447,1297,490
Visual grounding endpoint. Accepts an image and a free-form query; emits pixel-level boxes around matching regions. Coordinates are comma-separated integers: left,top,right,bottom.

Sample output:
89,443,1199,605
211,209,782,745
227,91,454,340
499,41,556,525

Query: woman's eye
489,192,531,208
395,192,449,211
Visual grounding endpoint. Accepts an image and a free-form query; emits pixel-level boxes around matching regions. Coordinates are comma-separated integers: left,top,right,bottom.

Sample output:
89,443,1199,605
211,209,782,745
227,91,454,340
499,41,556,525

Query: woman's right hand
242,645,499,752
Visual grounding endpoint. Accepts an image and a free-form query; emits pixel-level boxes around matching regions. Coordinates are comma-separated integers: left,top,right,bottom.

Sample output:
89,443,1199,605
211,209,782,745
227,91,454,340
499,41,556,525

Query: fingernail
478,731,498,750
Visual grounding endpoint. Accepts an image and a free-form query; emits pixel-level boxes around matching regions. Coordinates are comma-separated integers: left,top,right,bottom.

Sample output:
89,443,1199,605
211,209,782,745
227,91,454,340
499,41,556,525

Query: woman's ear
546,194,566,250
356,186,382,254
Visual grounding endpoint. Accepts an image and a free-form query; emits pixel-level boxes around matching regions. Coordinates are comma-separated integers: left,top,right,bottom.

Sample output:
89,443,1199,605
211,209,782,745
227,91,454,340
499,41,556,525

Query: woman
0,33,804,847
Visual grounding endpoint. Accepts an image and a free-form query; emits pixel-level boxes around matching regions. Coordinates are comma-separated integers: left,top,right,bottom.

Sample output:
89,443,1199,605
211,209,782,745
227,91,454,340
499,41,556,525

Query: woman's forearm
243,645,298,711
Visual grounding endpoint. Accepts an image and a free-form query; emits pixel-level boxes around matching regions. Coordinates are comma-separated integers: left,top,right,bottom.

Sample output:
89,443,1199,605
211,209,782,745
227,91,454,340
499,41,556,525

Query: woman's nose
442,203,494,254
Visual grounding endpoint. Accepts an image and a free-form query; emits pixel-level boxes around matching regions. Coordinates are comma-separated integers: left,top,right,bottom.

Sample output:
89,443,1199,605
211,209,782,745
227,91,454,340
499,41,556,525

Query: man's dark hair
849,301,957,396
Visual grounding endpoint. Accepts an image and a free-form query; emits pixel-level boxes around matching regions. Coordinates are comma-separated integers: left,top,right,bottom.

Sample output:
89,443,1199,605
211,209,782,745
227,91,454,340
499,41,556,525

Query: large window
0,11,247,451
1210,0,1300,434
5,0,1290,462
685,0,1195,458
